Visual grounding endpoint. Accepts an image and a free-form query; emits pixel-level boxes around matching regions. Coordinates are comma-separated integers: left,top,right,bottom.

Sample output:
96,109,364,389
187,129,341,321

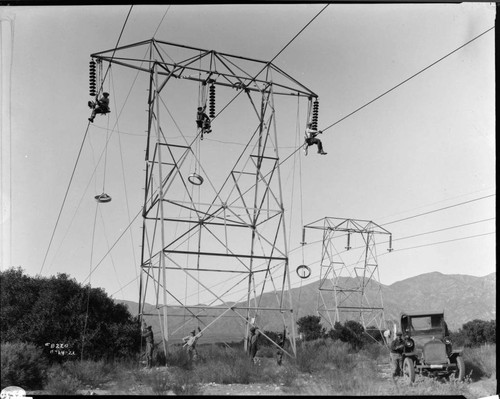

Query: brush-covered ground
25,342,496,397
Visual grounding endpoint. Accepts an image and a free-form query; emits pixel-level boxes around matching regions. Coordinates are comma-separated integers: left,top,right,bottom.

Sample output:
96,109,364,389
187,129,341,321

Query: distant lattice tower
302,217,392,336
90,39,319,358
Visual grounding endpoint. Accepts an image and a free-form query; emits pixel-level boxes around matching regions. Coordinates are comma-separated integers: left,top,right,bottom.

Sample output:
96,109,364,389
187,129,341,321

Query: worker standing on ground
390,331,405,379
276,332,285,366
182,327,203,362
141,323,154,369
248,326,260,365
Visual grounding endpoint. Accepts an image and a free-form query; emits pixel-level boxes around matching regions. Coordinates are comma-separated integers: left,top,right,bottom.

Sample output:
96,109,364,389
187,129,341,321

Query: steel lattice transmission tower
90,39,318,357
302,217,392,337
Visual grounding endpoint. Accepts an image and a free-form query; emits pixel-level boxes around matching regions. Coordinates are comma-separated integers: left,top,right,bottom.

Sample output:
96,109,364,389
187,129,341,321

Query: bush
165,346,192,370
44,363,81,395
462,344,496,381
0,268,141,361
169,368,202,395
63,359,114,388
192,347,256,384
297,315,326,341
0,342,48,390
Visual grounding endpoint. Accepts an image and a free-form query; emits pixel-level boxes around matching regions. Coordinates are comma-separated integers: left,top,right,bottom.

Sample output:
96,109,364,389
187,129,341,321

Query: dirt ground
26,359,497,397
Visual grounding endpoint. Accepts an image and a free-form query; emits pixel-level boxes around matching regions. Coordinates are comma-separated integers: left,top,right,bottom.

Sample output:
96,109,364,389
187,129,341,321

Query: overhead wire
381,194,495,226
39,6,134,276
273,25,496,170
321,25,495,133
381,231,495,254
110,191,495,307
213,4,329,120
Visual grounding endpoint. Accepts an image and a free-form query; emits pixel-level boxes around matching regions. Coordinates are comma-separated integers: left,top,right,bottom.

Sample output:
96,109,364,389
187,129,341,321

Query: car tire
403,357,415,383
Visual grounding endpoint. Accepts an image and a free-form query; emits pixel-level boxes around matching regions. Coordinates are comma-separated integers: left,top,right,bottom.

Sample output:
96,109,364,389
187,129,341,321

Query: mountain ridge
116,271,495,342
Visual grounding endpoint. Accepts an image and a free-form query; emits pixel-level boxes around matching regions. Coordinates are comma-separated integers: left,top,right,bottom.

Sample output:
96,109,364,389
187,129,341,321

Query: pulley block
188,173,204,186
296,264,311,279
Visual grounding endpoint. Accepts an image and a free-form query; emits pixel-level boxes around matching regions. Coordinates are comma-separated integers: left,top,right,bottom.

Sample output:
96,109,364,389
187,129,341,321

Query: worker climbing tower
301,217,392,340
90,39,319,358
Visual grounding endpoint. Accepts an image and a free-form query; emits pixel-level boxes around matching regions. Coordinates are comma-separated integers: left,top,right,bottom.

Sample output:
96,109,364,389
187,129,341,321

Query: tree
338,320,365,350
0,267,141,361
451,319,496,347
297,315,325,341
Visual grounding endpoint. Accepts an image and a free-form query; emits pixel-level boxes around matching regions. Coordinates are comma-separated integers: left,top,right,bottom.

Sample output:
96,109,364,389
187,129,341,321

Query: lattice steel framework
91,39,318,357
302,217,392,335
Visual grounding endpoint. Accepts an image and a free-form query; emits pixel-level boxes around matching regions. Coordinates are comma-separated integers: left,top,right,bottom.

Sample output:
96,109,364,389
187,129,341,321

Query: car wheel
454,356,465,381
403,357,415,383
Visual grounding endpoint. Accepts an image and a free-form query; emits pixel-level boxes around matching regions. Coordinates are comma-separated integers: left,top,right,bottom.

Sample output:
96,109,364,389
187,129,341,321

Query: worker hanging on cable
196,105,212,136
88,92,110,123
304,122,327,155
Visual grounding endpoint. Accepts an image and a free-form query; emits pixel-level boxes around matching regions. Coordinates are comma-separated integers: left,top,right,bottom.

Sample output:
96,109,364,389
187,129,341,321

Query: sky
1,3,496,308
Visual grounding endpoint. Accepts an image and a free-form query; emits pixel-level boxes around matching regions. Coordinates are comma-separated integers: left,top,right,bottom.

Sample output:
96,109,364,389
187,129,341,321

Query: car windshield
408,315,444,336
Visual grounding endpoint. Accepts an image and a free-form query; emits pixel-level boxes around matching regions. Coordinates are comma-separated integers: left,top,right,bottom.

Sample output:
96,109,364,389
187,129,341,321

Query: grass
462,343,496,381
35,340,496,396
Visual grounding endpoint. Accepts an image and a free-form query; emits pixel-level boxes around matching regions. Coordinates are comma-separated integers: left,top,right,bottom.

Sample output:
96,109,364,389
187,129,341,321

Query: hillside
116,271,495,342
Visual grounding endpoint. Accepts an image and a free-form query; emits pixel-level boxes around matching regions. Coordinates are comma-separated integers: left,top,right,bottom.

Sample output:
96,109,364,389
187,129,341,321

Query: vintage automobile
399,310,465,382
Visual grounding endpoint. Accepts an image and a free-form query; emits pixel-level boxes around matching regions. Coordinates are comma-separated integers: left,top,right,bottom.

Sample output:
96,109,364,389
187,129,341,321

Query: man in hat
182,326,203,362
304,122,327,155
88,92,110,123
141,323,154,368
390,331,405,378
248,326,260,364
196,105,212,135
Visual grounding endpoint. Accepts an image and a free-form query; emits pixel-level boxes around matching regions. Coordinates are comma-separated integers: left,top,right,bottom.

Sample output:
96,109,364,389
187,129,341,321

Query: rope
152,6,171,39
39,124,92,275
81,201,99,360
99,5,133,91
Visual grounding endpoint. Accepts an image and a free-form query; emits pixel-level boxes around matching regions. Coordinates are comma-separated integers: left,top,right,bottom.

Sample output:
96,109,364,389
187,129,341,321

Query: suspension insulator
209,84,216,118
312,99,319,130
89,59,97,96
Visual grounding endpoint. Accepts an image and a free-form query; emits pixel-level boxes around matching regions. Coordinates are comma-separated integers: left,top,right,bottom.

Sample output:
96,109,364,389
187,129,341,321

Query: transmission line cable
384,231,495,253
382,194,495,226
391,217,495,242
214,4,328,119
321,26,495,133
274,25,495,170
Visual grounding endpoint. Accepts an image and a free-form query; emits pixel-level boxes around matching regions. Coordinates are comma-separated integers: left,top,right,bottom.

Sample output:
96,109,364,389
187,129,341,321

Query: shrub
165,346,193,370
44,363,81,395
293,342,319,373
150,370,172,395
0,342,48,390
63,359,114,388
169,368,202,395
191,347,258,384
462,344,496,380
297,315,326,341
278,363,299,387
256,345,275,358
